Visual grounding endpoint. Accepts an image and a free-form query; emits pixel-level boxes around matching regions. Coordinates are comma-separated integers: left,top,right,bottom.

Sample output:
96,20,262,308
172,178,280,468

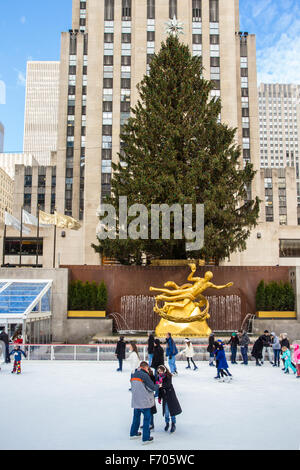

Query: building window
209,0,219,22
5,238,43,256
169,0,177,18
105,0,114,20
280,239,300,257
192,0,201,21
122,0,131,20
147,0,155,19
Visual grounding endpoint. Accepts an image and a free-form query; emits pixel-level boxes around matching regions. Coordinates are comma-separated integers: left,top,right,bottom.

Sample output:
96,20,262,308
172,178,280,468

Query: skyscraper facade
258,83,300,219
0,122,4,153
54,0,260,265
23,61,60,166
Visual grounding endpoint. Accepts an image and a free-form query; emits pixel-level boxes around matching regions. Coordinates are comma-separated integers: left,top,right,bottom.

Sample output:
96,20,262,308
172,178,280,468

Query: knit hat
184,338,190,343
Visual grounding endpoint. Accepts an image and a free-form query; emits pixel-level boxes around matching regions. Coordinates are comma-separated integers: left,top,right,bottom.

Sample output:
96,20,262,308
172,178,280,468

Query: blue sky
0,0,299,153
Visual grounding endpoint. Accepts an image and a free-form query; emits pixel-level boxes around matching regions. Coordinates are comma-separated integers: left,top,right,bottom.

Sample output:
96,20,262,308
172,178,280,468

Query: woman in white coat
178,338,198,370
128,342,140,390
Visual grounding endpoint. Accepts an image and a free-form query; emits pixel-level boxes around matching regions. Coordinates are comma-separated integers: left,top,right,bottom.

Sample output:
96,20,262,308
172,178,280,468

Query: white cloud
15,70,26,87
20,16,26,24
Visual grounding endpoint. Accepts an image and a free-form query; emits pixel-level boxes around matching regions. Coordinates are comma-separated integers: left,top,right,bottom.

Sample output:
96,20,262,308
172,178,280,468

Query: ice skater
207,332,215,367
281,346,296,375
115,336,126,372
292,344,300,379
127,342,140,391
214,340,232,382
10,345,26,374
178,338,198,370
227,332,239,364
156,365,182,433
271,332,281,367
166,333,178,376
251,336,264,366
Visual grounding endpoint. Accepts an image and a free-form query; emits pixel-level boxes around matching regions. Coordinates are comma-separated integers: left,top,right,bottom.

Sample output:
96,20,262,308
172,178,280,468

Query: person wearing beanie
227,332,239,364
178,338,198,371
261,330,274,365
165,333,178,376
271,332,281,367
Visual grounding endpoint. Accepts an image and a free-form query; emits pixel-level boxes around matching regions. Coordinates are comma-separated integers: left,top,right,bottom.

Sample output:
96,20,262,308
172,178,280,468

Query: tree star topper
165,15,184,37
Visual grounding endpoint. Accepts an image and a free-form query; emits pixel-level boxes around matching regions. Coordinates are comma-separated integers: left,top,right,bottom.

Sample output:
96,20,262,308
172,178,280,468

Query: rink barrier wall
13,343,256,362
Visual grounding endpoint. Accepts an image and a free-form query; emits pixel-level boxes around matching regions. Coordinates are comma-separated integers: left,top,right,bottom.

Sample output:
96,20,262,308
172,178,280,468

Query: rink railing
10,343,250,362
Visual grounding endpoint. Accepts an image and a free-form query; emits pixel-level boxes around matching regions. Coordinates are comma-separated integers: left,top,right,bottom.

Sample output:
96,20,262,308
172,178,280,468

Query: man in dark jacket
147,333,155,367
0,329,10,363
260,330,274,365
115,336,126,371
130,361,159,445
251,336,264,366
207,332,215,366
227,332,239,364
151,339,164,372
239,330,250,365
166,333,178,375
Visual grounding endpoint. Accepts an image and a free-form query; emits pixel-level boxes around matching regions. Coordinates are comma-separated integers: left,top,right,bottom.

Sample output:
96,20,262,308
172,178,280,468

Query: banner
22,209,49,228
39,210,56,226
4,212,31,235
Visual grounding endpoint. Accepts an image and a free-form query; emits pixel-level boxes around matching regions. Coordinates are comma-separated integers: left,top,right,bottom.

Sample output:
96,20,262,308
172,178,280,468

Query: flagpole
36,205,40,268
2,207,7,267
19,205,23,268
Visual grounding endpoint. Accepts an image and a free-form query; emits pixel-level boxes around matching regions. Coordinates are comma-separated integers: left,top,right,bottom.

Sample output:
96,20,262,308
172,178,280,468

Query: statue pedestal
155,318,211,338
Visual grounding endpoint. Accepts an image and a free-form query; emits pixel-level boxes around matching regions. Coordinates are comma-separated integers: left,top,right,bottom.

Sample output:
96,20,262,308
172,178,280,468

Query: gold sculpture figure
150,263,233,337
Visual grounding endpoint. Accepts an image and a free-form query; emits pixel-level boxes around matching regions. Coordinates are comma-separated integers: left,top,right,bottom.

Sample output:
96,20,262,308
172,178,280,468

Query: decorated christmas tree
93,32,260,265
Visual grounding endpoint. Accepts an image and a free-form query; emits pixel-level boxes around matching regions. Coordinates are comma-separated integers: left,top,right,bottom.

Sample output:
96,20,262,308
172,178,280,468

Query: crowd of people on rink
114,329,300,445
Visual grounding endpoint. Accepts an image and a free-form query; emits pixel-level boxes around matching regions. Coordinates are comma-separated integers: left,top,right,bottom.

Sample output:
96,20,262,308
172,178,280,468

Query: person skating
207,332,215,366
151,339,165,376
9,345,26,374
251,336,264,366
178,338,198,370
281,346,296,375
147,333,155,367
130,361,159,445
156,365,182,433
271,332,281,367
239,330,250,365
0,329,11,363
261,330,274,365
127,342,140,390
166,333,178,376
292,344,300,379
115,336,126,372
280,333,290,370
214,340,233,382
227,332,239,364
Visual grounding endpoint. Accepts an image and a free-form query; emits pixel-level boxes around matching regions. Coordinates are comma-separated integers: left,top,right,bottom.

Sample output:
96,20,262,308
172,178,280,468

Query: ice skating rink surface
0,361,299,450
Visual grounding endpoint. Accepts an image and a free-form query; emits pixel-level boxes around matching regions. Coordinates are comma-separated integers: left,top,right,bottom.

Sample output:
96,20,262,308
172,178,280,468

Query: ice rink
0,360,299,450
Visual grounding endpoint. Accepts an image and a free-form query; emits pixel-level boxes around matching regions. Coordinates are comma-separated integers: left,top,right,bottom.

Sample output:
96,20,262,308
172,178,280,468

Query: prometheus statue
150,262,233,337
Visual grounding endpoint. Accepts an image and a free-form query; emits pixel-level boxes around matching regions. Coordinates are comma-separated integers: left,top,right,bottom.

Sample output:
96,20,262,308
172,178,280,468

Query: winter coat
166,337,178,358
280,338,290,350
260,334,272,348
0,331,9,345
271,334,281,350
148,371,158,416
179,343,194,358
215,348,229,370
9,348,26,362
158,374,182,417
251,337,264,359
151,344,165,370
293,345,300,364
130,369,158,409
228,336,239,348
115,340,126,359
207,335,215,353
281,349,293,367
239,333,250,348
128,351,140,373
148,335,155,354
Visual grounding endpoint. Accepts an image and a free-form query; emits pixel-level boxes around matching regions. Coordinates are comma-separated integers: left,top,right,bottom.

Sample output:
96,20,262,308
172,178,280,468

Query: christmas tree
93,34,260,265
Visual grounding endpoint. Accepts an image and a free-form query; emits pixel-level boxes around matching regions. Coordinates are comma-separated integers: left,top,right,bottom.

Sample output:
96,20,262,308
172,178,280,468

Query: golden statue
150,263,233,337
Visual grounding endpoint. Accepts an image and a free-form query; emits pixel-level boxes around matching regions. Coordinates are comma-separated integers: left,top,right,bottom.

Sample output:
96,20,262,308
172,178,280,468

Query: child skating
292,344,300,378
281,346,296,375
156,365,182,433
10,345,26,374
178,338,198,370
